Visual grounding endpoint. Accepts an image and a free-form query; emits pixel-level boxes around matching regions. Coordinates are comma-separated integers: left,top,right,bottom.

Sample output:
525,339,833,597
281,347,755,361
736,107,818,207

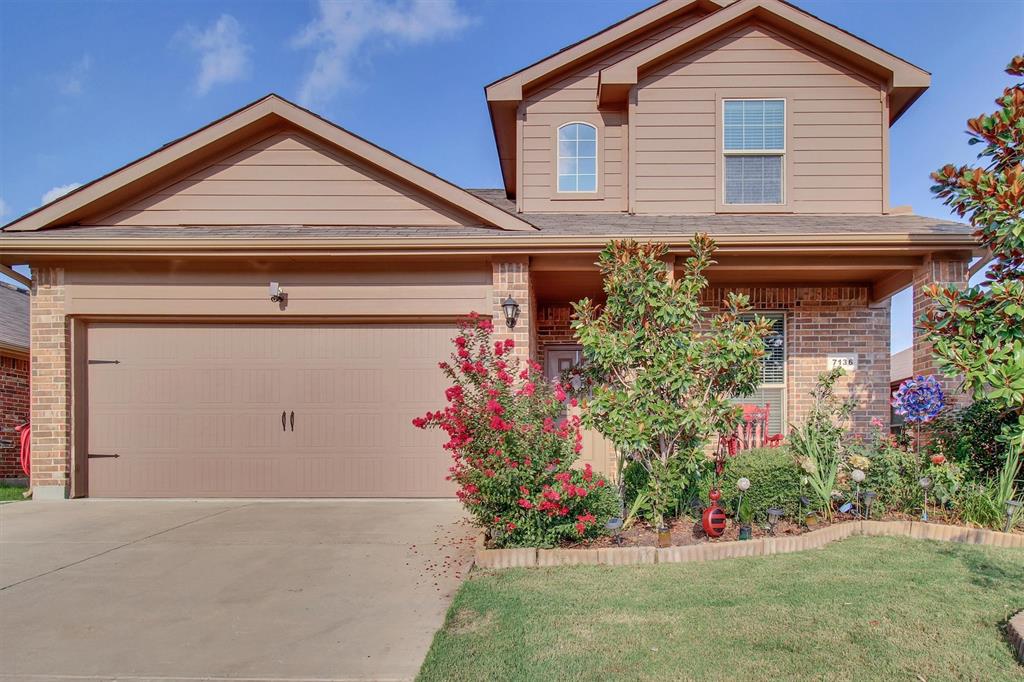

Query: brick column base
491,259,532,363
912,256,969,403
30,267,71,500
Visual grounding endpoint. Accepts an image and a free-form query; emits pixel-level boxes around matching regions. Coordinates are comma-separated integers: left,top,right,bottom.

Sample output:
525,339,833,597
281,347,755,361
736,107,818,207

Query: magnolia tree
413,313,617,548
571,235,773,527
923,55,1024,512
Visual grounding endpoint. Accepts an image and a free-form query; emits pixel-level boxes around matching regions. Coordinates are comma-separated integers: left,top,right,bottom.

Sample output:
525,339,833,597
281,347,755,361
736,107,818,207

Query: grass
418,537,1024,681
0,485,27,502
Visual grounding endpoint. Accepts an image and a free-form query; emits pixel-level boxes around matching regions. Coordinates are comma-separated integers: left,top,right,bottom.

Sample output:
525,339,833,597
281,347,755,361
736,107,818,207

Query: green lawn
0,485,27,502
418,537,1024,681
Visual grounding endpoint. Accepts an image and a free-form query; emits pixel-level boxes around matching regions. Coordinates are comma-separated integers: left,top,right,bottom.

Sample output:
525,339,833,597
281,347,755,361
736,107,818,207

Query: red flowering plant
413,312,617,548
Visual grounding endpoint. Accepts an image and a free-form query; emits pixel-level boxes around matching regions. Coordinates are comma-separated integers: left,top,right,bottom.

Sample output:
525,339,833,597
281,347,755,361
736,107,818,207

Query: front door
543,345,617,479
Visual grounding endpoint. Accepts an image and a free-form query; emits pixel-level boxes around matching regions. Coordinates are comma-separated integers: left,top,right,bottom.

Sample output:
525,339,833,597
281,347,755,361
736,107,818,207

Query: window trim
738,311,787,432
551,120,604,200
715,93,793,213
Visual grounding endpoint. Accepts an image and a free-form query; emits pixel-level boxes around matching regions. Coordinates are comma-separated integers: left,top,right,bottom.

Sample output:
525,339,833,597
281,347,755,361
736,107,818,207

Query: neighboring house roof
891,347,913,384
1,94,534,234
486,0,929,197
0,282,29,357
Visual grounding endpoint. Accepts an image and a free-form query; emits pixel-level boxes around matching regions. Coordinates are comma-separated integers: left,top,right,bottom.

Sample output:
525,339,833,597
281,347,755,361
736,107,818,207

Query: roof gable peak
4,94,534,233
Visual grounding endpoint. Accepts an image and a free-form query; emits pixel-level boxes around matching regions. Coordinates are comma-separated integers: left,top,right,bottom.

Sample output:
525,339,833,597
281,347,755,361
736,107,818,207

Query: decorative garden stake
919,477,932,522
1005,500,1022,534
891,375,946,464
851,468,866,517
702,488,727,538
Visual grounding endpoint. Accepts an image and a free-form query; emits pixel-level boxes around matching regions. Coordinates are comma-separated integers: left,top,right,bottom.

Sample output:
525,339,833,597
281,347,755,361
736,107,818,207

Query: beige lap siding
633,23,886,215
30,267,72,497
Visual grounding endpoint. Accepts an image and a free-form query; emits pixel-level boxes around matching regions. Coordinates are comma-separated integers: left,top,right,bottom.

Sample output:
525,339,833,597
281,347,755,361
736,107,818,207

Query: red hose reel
15,422,30,477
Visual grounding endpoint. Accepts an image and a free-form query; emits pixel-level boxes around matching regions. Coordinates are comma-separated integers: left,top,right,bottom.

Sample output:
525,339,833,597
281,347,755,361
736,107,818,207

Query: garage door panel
87,323,454,497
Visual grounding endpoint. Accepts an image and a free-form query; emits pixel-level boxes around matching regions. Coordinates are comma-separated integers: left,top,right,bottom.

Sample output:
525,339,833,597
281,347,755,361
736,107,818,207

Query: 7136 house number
827,355,858,372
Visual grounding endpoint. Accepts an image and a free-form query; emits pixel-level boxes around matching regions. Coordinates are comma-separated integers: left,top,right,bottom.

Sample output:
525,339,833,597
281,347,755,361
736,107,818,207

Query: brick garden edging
1009,611,1024,664
473,520,1024,570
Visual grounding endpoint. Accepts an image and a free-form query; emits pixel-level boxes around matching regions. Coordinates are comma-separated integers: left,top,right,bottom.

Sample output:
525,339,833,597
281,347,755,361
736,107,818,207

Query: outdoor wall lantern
1005,499,1021,533
501,295,520,329
501,294,520,329
269,281,287,304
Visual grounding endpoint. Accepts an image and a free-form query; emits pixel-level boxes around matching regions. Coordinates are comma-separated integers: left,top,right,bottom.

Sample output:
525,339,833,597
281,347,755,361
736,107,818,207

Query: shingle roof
466,189,973,237
0,282,29,353
0,188,972,242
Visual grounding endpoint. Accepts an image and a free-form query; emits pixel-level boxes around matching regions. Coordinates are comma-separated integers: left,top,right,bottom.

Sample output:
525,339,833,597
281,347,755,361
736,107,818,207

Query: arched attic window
557,122,598,193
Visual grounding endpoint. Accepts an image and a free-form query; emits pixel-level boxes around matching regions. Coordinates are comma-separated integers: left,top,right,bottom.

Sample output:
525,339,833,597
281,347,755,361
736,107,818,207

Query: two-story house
0,0,976,500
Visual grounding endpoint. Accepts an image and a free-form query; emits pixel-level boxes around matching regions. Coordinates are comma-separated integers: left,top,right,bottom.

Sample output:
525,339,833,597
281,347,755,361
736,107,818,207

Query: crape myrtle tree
571,235,774,528
923,55,1024,509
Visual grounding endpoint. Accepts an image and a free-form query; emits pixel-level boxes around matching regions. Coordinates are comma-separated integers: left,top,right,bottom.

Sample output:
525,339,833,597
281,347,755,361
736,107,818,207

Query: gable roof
0,282,29,357
3,94,534,233
598,0,929,111
486,0,929,197
485,0,726,196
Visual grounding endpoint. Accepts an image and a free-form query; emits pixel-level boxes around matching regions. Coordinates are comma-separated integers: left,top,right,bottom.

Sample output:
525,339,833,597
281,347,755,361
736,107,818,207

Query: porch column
491,257,533,362
911,255,969,400
30,267,72,500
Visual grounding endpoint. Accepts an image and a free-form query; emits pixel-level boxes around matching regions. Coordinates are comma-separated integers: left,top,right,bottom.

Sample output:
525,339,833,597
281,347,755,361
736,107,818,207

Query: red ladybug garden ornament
702,499,727,538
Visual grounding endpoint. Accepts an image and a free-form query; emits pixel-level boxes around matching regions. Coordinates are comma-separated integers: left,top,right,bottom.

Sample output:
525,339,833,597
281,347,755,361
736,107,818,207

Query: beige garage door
86,323,453,497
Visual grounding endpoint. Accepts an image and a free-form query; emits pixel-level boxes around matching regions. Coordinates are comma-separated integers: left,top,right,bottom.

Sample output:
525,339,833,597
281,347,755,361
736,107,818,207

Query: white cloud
293,0,472,107
41,183,82,206
179,14,251,95
57,54,92,95
0,197,9,218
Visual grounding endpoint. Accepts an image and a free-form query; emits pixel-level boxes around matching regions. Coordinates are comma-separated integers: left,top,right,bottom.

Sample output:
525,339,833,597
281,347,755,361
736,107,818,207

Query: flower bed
473,518,1024,569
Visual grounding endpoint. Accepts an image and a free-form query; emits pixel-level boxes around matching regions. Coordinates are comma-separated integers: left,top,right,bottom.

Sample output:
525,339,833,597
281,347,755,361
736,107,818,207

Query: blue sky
1,0,1021,350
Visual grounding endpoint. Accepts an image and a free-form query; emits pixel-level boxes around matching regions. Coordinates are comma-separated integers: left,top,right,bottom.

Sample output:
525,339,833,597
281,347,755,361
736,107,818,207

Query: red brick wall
535,286,891,435
1,353,30,479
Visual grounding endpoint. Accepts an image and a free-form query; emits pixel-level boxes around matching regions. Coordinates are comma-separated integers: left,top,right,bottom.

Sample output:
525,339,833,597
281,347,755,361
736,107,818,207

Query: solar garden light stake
766,508,783,534
851,469,866,518
605,516,624,546
863,491,877,520
919,477,932,522
1005,499,1022,534
736,477,750,510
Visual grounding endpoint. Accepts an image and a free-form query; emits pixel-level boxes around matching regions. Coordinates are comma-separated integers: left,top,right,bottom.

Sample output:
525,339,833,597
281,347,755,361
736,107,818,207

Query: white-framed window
734,312,786,434
557,122,598,193
723,99,785,205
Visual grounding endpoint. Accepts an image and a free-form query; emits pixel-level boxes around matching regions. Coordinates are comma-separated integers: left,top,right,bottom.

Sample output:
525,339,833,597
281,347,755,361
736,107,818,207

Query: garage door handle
282,411,287,432
290,411,295,432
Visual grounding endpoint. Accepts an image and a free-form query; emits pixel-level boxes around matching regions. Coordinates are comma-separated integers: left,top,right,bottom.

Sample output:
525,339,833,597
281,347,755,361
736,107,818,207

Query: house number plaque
827,354,858,372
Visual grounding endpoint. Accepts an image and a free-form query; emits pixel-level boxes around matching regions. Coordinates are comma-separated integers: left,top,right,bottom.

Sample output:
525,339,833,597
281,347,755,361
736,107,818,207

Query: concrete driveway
0,499,471,682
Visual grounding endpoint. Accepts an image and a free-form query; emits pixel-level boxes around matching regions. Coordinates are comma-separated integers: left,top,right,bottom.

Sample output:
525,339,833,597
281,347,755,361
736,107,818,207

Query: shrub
701,447,802,521
924,400,1016,479
413,314,618,548
571,235,774,527
789,368,853,520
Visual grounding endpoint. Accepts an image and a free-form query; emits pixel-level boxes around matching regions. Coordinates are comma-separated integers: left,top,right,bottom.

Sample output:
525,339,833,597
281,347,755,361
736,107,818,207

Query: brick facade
491,258,533,362
30,267,72,498
0,353,30,480
535,285,891,435
912,256,968,401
